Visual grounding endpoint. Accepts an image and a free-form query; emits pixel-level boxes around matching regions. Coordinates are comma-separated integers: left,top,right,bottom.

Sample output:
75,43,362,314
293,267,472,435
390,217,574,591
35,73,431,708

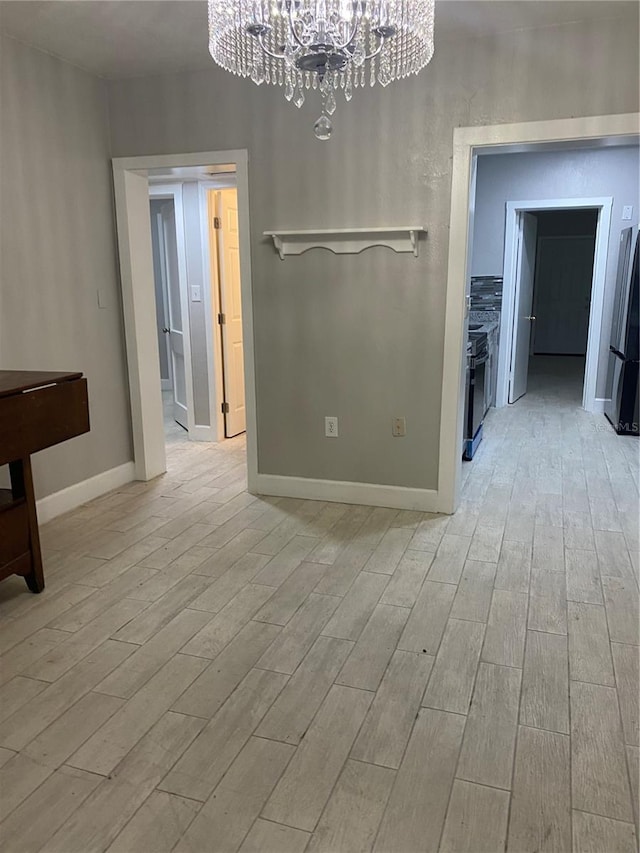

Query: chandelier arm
333,23,359,52
286,7,308,50
256,35,286,60
362,33,386,61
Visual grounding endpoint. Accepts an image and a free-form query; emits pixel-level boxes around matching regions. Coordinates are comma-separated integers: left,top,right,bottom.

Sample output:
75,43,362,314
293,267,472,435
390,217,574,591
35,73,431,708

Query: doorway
149,190,191,438
528,210,598,406
148,177,246,447
532,211,598,358
439,113,638,514
499,197,612,411
112,150,257,485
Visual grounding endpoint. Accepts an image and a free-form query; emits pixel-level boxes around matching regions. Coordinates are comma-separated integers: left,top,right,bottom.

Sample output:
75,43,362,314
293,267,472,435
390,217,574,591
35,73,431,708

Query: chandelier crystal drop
207,0,435,139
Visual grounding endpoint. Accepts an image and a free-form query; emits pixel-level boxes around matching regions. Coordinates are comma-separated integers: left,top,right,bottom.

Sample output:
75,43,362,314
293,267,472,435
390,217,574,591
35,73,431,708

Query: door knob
162,327,170,334
525,316,536,321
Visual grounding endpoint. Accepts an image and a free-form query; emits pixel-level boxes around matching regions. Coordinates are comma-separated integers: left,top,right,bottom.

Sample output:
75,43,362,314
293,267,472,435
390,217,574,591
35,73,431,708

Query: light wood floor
0,359,638,853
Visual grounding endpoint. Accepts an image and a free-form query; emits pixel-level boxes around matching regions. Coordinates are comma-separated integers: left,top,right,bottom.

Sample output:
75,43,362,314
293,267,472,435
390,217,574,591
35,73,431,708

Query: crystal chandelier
207,1,435,139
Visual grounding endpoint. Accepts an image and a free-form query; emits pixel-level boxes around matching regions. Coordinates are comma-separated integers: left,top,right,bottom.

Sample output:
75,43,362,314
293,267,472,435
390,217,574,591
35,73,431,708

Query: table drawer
0,378,89,465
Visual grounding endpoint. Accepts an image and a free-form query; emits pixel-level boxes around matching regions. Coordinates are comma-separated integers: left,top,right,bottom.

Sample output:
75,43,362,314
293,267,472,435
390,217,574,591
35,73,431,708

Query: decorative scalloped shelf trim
263,227,427,259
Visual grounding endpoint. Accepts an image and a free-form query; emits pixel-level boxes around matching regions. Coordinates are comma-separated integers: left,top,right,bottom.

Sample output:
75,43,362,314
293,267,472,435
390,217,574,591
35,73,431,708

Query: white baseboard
190,425,218,442
36,462,135,524
252,473,445,513
591,398,608,414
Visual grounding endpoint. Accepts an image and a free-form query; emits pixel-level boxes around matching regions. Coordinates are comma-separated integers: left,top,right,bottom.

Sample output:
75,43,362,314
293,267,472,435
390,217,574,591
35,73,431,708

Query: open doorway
112,150,257,485
499,197,612,412
526,210,598,406
147,173,246,451
439,115,638,514
149,192,190,445
462,191,614,465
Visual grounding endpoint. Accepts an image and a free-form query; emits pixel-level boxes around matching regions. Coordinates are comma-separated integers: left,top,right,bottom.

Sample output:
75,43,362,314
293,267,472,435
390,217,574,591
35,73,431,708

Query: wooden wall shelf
264,227,427,259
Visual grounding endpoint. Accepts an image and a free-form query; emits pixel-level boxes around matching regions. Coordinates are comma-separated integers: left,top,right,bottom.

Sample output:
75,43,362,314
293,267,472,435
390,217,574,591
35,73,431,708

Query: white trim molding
264,227,426,259
37,462,135,524
190,424,218,442
112,169,166,481
254,473,442,512
441,112,640,514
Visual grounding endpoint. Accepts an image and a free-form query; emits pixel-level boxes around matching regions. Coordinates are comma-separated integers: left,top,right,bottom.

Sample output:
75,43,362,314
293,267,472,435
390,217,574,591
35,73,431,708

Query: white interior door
160,200,188,430
509,211,538,403
218,189,246,437
151,209,173,391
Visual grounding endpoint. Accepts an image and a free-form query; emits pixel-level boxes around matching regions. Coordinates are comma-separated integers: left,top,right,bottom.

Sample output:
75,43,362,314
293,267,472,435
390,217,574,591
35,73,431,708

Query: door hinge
214,216,221,229
217,313,226,325
221,402,230,414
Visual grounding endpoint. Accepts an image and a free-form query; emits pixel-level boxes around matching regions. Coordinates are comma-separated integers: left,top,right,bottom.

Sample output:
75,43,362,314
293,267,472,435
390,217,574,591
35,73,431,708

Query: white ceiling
0,0,637,79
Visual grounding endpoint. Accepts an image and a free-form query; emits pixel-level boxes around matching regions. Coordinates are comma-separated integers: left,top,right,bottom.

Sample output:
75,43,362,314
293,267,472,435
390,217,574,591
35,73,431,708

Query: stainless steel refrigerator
604,226,639,436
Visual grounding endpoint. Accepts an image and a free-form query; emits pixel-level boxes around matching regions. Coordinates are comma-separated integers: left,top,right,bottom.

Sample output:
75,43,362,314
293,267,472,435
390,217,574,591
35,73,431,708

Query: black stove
468,329,488,359
464,329,489,460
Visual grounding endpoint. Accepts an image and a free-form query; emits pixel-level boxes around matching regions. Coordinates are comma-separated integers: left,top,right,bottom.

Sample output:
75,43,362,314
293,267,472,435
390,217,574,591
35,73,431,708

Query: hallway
0,396,637,852
525,354,586,404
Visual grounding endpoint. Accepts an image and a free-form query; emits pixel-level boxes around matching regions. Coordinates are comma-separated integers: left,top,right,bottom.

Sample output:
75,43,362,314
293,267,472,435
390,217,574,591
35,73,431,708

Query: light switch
97,289,109,309
622,205,633,221
191,286,202,302
392,417,407,437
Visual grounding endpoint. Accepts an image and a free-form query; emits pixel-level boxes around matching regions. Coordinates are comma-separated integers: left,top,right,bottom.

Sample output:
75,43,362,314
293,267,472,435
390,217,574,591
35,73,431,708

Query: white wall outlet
622,205,633,221
392,417,406,437
191,285,202,302
325,416,338,437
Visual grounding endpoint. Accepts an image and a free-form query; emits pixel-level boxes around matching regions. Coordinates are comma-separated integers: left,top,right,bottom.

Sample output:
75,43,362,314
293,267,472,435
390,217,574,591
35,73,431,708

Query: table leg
9,457,44,593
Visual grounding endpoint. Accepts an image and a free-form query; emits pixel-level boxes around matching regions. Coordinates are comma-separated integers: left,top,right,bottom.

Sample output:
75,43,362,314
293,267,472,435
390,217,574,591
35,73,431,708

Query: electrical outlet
622,205,633,221
392,417,406,437
325,416,338,437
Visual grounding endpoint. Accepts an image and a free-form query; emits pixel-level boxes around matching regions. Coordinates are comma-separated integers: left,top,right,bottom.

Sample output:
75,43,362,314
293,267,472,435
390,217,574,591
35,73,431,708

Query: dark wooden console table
0,371,90,593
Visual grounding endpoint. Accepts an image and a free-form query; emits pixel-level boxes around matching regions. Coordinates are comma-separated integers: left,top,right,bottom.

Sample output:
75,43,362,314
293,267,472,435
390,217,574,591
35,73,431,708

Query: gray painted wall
107,14,639,490
1,35,132,498
471,145,640,397
182,182,210,427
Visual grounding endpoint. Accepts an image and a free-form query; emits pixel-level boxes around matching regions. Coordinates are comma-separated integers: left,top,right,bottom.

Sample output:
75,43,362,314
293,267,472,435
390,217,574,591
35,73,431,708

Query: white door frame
440,113,639,514
497,196,612,411
112,150,257,485
148,183,195,434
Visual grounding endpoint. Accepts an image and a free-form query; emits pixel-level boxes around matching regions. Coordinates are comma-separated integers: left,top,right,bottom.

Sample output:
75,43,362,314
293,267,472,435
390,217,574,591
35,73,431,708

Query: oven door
472,353,488,438
463,355,471,441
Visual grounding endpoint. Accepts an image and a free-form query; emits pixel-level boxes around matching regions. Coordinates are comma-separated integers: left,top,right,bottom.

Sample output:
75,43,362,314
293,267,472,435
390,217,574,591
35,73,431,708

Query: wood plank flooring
0,360,638,852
